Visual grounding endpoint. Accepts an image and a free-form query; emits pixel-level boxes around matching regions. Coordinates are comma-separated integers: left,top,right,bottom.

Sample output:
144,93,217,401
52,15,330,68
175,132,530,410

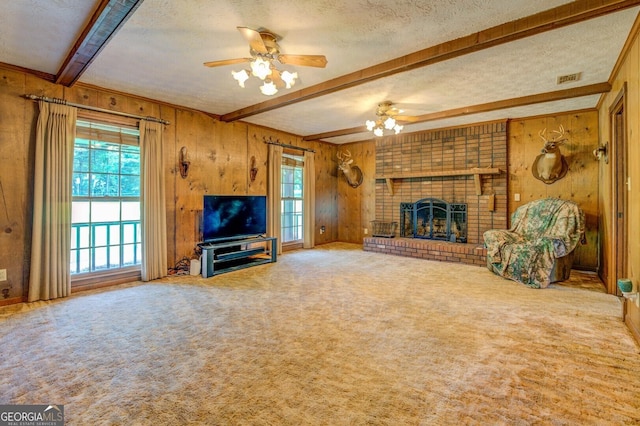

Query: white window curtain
268,144,283,254
140,120,167,281
303,151,315,249
28,101,77,302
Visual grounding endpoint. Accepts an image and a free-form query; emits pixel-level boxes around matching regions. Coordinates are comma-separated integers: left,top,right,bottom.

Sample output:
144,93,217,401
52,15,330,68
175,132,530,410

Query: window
70,120,141,275
281,154,304,244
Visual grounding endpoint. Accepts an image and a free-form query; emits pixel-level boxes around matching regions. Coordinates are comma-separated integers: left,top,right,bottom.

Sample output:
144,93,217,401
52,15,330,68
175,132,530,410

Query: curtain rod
23,94,170,125
264,139,315,153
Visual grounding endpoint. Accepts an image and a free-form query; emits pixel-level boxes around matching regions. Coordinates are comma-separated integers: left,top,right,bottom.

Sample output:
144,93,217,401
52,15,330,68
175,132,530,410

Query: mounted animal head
539,125,567,154
532,125,569,184
336,149,364,188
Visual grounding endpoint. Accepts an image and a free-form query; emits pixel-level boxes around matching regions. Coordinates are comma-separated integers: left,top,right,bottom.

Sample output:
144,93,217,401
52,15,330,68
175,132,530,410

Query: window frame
70,115,142,289
280,152,304,245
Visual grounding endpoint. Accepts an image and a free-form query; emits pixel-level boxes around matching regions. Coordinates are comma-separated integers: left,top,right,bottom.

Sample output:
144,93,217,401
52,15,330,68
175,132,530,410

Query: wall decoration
532,125,569,184
179,146,190,179
337,149,363,188
250,156,258,182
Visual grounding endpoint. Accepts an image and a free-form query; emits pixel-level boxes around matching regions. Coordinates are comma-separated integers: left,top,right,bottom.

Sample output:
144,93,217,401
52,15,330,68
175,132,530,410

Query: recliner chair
483,197,585,288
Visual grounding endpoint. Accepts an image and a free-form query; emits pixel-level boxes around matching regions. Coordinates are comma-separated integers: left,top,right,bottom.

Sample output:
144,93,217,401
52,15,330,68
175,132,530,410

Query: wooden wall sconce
250,156,258,182
593,142,608,164
179,146,190,179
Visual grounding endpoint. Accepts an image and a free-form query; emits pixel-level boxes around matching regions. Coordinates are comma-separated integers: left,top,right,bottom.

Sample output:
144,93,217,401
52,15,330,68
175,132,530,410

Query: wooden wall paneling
64,84,98,106
507,111,599,270
246,128,268,196
337,141,368,243
351,142,365,242
161,105,177,269
312,140,337,245
507,120,526,218
336,146,349,242
125,95,160,120
523,117,552,204
302,138,337,245
173,109,211,261
0,69,27,302
96,90,129,114
569,112,599,269
212,121,248,195
337,165,354,241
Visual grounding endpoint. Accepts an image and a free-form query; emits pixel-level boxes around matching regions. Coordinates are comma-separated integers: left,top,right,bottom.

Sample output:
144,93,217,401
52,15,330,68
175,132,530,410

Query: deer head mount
532,125,569,184
337,150,363,188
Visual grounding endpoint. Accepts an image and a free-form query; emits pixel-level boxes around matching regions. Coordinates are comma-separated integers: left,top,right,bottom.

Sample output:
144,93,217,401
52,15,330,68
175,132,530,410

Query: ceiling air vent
557,72,581,84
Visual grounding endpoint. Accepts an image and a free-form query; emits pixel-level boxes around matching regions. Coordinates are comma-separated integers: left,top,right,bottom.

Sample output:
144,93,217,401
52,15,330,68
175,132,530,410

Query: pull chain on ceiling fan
204,27,328,96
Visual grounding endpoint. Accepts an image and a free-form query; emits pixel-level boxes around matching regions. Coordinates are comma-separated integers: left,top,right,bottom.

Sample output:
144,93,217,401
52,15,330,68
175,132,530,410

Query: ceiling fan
366,101,419,136
203,27,328,95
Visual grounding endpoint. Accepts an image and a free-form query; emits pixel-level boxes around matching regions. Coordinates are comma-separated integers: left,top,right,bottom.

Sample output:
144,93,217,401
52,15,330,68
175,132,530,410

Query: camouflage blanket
483,198,585,288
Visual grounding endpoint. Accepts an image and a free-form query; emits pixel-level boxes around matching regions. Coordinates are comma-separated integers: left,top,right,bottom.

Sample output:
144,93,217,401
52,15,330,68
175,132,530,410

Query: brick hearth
363,237,487,267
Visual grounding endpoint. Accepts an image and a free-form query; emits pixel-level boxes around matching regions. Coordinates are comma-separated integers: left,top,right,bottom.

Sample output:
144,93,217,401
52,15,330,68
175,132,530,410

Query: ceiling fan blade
270,69,285,88
278,54,327,68
237,26,268,53
203,58,251,68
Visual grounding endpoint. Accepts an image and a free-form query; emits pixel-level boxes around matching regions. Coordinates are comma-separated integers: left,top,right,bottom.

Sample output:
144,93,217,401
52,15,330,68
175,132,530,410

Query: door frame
609,83,628,295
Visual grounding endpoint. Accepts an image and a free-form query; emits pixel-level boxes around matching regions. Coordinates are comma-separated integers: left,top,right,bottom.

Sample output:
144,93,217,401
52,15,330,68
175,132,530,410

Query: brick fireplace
364,121,508,266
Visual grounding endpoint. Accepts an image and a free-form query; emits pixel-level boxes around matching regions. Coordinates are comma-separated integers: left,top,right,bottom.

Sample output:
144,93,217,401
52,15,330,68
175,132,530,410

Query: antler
539,125,566,144
549,125,565,142
539,128,548,143
337,150,352,162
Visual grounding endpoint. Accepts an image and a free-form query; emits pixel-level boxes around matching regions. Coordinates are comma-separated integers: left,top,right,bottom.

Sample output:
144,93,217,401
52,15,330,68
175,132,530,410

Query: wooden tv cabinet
200,236,277,278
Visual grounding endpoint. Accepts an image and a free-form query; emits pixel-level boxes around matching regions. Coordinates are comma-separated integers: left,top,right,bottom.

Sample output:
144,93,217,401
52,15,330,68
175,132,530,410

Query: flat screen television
202,195,267,243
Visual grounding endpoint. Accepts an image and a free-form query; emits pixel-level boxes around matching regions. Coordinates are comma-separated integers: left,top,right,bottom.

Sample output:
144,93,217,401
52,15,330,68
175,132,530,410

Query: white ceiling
1,0,638,144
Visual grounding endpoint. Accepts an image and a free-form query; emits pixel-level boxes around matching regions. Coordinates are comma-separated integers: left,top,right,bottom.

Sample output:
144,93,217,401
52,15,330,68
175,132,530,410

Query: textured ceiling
0,0,638,144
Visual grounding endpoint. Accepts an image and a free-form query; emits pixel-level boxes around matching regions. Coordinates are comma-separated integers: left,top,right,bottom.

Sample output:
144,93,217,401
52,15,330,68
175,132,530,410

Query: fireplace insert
400,197,467,243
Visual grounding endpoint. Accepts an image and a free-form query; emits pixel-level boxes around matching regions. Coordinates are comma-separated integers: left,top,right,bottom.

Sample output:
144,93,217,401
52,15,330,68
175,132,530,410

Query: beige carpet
1,243,639,425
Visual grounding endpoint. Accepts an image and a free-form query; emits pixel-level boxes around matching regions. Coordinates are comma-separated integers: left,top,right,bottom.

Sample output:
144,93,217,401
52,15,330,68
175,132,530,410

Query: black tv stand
200,236,277,278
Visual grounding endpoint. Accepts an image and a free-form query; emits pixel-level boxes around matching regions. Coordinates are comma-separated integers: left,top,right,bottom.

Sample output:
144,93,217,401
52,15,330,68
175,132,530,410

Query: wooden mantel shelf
375,167,503,196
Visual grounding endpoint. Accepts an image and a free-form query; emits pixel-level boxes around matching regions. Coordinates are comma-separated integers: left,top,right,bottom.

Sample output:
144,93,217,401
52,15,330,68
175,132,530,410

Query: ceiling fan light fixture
366,101,409,137
250,57,272,80
281,70,298,88
260,80,278,96
204,27,327,97
231,69,250,87
365,120,376,131
384,116,396,130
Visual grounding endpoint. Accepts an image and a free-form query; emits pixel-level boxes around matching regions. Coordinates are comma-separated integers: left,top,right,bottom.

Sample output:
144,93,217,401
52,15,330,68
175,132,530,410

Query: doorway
610,83,628,295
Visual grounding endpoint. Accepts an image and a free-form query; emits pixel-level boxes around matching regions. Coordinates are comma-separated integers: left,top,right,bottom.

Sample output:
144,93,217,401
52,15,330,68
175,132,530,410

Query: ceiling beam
302,82,612,141
221,0,640,123
55,0,144,86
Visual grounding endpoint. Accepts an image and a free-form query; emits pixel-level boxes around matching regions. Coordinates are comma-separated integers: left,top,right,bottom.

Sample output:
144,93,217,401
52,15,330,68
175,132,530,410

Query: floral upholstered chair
483,198,585,288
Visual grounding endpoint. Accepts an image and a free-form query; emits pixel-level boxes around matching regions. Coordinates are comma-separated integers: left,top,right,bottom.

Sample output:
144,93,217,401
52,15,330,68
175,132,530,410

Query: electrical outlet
364,228,368,235
514,193,521,202
320,225,326,234
0,269,6,282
